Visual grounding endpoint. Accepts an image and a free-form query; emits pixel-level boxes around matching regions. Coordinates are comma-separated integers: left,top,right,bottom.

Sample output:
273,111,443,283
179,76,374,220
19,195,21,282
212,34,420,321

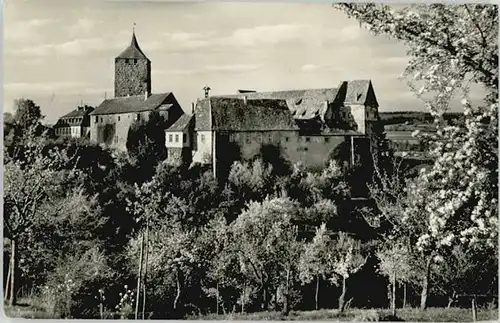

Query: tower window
134,59,137,64
183,134,187,143
175,134,179,143
137,114,141,121
169,134,173,142
118,116,121,122
100,117,103,123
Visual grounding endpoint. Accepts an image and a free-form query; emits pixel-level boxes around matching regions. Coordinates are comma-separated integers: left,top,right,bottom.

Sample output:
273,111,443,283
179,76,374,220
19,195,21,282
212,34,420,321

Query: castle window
118,116,121,122
305,137,310,142
100,117,103,123
201,134,205,143
134,59,137,64
137,114,141,121
169,134,173,142
325,137,330,143
175,134,179,143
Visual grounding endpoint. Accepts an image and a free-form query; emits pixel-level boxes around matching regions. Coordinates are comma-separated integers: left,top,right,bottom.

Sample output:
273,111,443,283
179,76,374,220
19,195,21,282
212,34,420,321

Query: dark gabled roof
345,80,371,105
217,86,342,121
195,97,299,131
55,107,94,127
116,32,149,61
90,93,172,116
60,106,94,119
165,113,193,132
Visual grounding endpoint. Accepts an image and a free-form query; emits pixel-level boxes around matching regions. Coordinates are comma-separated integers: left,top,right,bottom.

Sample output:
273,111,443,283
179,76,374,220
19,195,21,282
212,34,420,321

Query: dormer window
295,98,302,105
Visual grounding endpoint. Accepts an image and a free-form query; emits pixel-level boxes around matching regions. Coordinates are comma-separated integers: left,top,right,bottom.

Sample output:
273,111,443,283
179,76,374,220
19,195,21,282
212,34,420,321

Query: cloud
161,24,319,52
337,25,363,42
163,31,211,50
227,24,312,47
205,64,261,73
11,37,124,57
301,64,319,72
4,81,90,94
154,63,261,77
5,18,57,41
68,18,98,36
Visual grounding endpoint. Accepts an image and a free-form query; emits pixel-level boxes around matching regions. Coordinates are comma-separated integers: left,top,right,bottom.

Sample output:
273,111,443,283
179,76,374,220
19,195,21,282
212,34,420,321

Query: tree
126,111,167,182
198,215,240,315
128,224,198,313
3,126,80,305
298,224,331,310
227,159,274,203
231,196,302,312
126,176,191,317
300,224,367,313
336,3,498,309
376,242,412,315
431,244,498,308
13,98,43,129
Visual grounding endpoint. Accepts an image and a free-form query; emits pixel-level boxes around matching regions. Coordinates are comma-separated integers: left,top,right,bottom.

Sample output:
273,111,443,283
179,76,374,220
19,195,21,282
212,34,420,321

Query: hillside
379,111,464,125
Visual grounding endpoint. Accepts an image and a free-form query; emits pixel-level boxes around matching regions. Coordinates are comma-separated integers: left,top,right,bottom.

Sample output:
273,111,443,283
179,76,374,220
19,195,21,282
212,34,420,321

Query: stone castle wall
114,58,151,97
90,111,152,151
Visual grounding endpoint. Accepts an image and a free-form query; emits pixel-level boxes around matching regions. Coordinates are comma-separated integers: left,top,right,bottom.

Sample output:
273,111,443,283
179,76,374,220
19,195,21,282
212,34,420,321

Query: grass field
3,298,55,319
189,307,498,322
4,299,498,321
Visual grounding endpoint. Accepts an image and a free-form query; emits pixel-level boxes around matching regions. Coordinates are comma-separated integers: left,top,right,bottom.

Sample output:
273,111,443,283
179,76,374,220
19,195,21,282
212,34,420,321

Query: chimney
144,90,149,101
203,86,211,98
243,96,247,105
191,102,195,114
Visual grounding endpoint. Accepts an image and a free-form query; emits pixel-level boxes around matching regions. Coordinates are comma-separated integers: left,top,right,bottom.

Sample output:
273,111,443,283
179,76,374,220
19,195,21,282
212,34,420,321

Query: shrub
42,246,114,318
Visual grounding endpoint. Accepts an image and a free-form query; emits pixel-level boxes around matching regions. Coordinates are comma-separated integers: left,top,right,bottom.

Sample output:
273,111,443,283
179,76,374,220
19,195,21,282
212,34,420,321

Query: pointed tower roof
116,30,150,61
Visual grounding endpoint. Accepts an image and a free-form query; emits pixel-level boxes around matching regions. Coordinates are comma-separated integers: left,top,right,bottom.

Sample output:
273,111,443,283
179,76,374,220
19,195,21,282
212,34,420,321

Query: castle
87,31,184,151
55,30,381,178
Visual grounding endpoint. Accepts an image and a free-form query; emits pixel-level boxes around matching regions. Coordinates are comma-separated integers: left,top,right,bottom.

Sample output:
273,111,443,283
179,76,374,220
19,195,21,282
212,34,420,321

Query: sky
4,0,486,124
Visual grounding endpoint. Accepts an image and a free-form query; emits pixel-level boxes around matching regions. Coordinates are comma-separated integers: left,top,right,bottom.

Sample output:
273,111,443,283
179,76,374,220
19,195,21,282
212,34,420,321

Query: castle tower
114,29,151,98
